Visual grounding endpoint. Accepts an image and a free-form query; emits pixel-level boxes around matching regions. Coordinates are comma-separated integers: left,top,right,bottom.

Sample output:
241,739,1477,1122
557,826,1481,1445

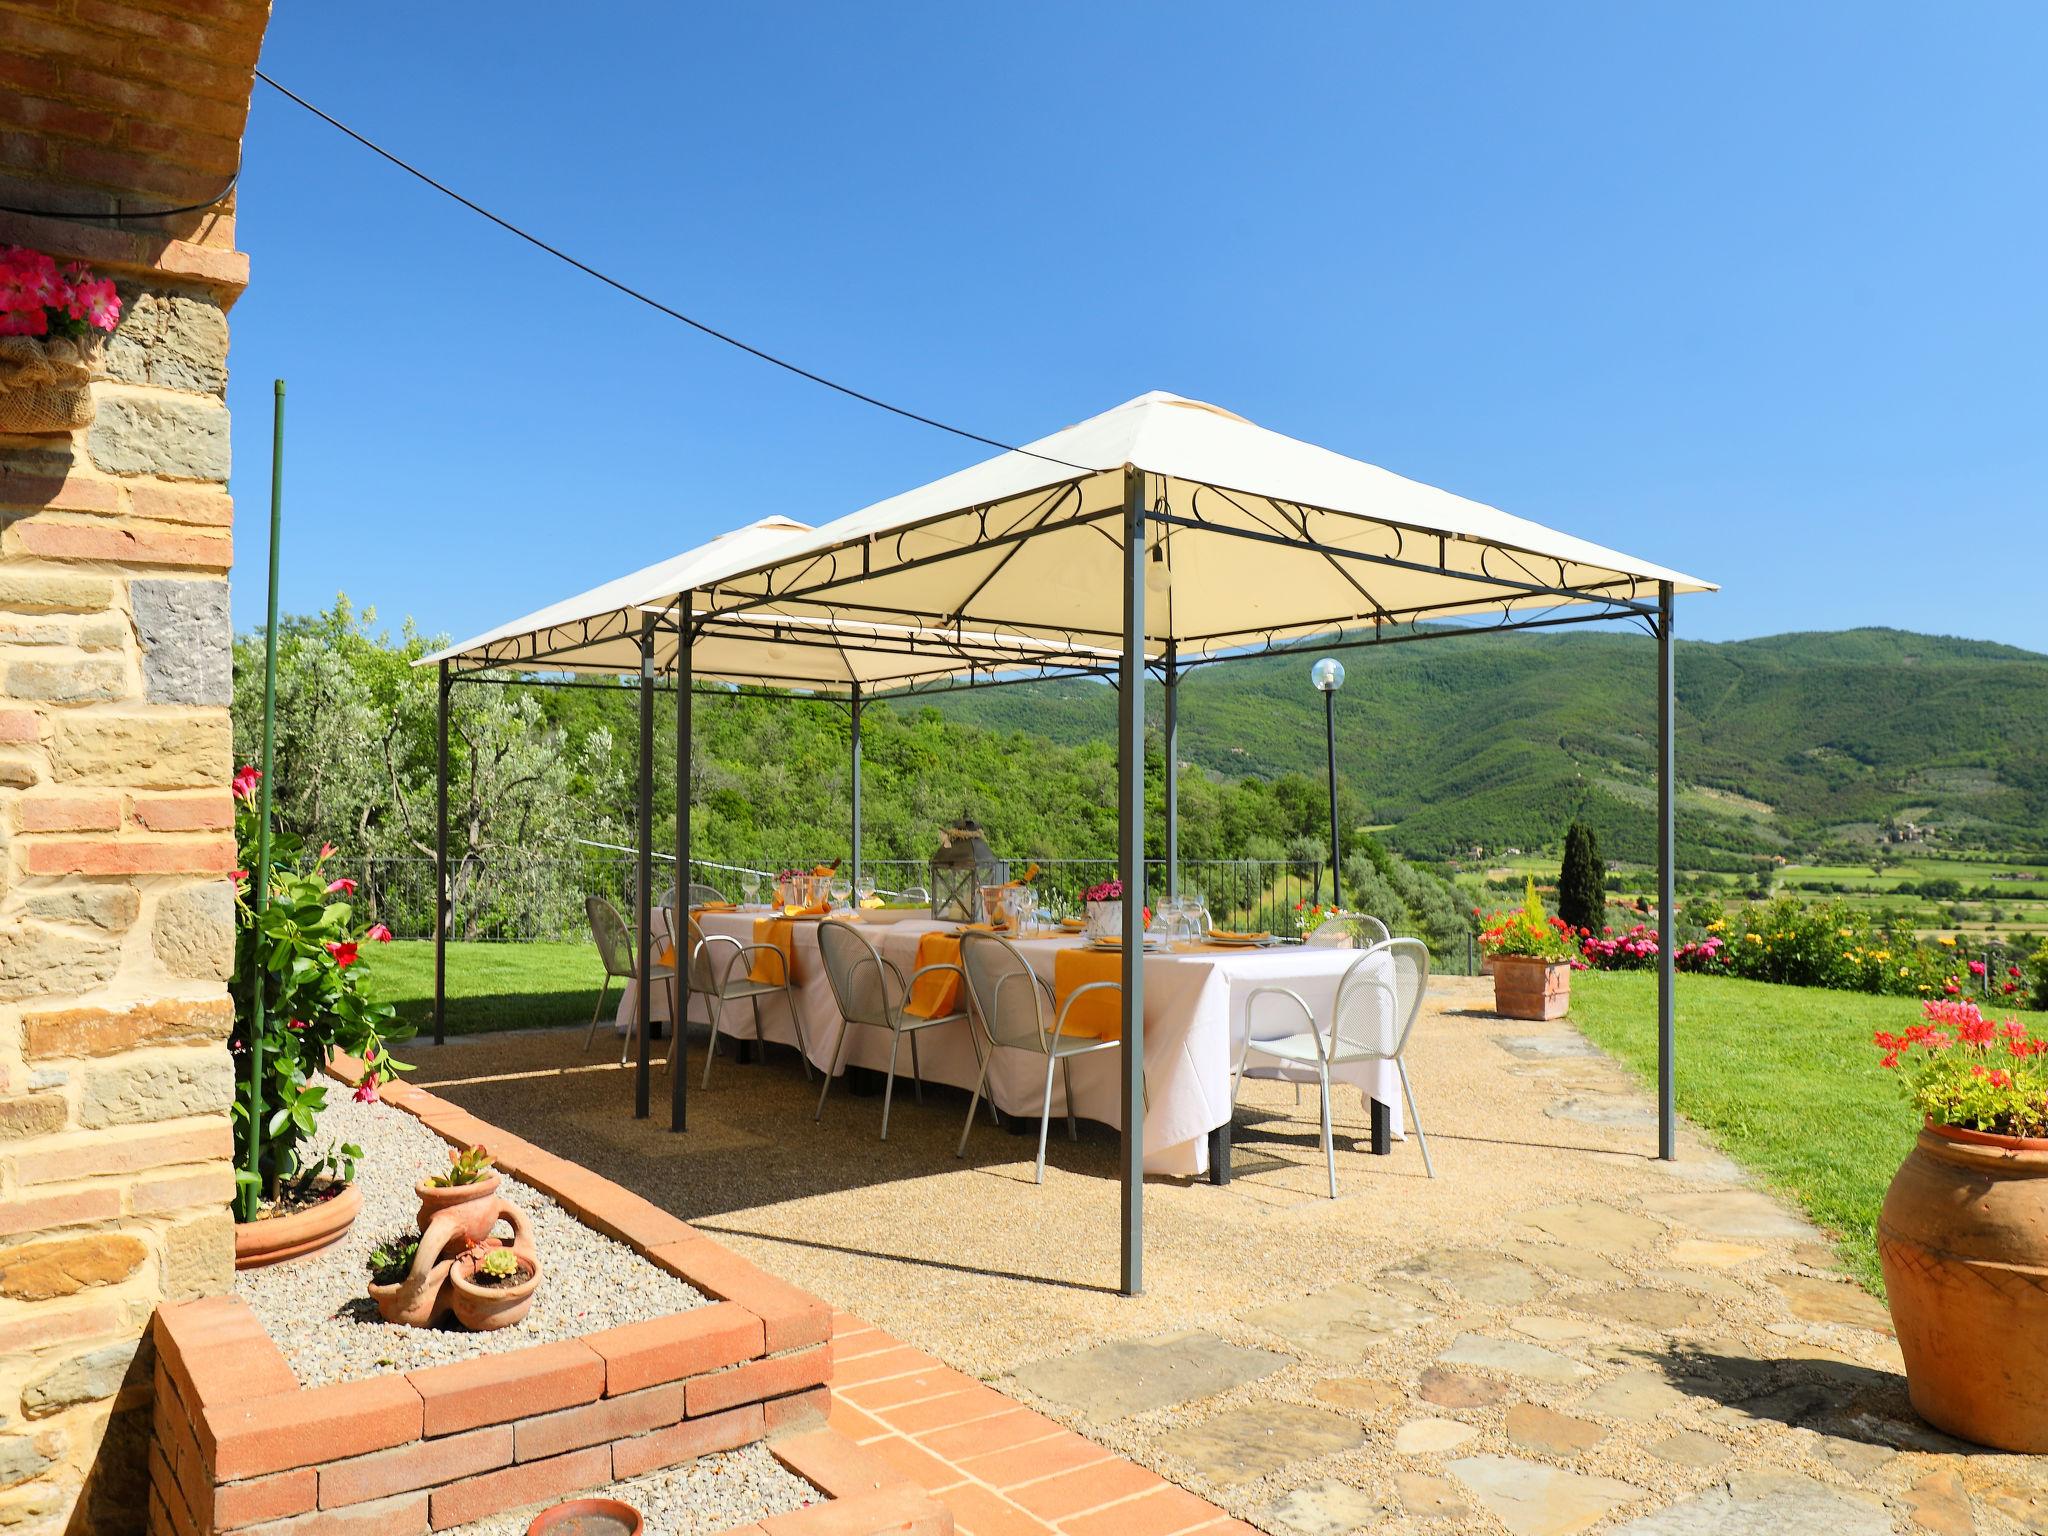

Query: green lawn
1570,969,2048,1293
363,940,605,1037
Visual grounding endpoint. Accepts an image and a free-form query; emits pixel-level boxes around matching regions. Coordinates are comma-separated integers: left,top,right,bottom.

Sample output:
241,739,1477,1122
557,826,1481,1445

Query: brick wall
0,3,270,1530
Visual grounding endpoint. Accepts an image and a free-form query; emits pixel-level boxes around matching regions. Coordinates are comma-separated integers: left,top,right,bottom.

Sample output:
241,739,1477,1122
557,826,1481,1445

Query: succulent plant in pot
364,1230,448,1327
451,1241,541,1331
415,1144,501,1245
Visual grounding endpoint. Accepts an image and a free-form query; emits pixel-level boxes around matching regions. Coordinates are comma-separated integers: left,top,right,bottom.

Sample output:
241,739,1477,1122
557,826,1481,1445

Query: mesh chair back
687,882,727,906
685,915,720,991
959,932,1048,1051
1331,937,1429,1060
1307,914,1391,950
817,919,894,1027
587,896,634,978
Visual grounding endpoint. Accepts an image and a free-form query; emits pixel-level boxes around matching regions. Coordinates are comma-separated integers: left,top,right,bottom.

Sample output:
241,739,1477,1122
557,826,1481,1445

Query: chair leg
1319,1066,1336,1199
909,1030,924,1105
783,988,813,1080
665,974,681,1071
1035,1052,1059,1185
881,1028,903,1142
1397,1058,1435,1179
701,995,722,1089
584,977,613,1051
957,1053,994,1158
815,1018,856,1123
1061,1057,1078,1141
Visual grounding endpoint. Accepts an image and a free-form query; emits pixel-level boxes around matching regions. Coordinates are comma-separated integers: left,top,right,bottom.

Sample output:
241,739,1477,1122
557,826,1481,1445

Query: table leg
1207,1122,1232,1185
1371,1098,1391,1156
737,1039,755,1066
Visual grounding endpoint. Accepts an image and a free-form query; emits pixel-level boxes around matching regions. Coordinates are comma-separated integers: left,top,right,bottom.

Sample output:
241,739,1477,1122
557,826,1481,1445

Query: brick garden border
146,1067,952,1535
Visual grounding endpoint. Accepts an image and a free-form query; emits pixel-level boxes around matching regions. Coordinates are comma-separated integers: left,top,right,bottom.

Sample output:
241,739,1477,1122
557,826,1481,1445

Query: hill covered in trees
932,627,2048,870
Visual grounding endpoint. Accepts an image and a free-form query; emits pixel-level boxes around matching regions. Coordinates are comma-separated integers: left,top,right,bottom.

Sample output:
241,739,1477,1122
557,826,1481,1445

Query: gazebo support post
1118,467,1147,1297
1162,642,1177,904
433,662,449,1048
849,681,863,897
673,597,692,1132
1656,580,1676,1160
634,616,655,1120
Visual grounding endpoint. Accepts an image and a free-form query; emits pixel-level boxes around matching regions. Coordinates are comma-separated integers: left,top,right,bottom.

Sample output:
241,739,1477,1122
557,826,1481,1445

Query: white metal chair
1235,936,1432,1195
683,912,808,1086
1306,913,1393,949
687,881,729,907
956,932,1127,1184
813,920,964,1139
584,895,673,1058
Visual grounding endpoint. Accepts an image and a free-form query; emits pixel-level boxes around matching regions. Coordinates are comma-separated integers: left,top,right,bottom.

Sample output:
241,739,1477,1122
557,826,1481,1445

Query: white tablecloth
623,911,1402,1178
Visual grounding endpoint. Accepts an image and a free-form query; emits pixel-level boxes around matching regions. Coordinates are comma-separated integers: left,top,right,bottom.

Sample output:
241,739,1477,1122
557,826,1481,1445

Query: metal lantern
930,815,1007,922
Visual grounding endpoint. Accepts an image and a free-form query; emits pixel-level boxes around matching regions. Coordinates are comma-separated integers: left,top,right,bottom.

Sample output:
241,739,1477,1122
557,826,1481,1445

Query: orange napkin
692,901,736,914
750,917,796,985
1053,948,1124,1040
905,933,964,1018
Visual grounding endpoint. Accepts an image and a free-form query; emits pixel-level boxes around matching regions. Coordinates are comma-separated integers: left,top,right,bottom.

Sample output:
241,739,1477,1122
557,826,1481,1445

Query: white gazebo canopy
692,391,1714,668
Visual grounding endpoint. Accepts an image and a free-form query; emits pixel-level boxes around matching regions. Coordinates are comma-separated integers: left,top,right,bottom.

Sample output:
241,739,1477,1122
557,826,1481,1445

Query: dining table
619,908,1404,1179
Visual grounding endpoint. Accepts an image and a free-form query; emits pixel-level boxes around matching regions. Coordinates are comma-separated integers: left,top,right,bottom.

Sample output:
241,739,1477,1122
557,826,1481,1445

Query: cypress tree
1557,821,1606,932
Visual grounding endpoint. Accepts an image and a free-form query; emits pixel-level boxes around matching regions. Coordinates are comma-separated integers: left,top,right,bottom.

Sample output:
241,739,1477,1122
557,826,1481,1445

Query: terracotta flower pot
1489,955,1573,1020
1878,1121,2048,1452
527,1498,642,1536
450,1243,540,1331
415,1172,502,1245
234,1181,362,1270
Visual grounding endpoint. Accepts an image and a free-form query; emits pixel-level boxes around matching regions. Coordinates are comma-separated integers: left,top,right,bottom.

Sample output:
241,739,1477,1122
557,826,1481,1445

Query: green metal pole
240,379,285,1220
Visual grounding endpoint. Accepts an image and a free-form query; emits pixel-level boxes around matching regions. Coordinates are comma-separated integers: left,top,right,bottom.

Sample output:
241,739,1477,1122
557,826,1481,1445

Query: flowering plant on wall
0,247,122,337
1875,997,2048,1138
0,246,122,434
231,765,411,1212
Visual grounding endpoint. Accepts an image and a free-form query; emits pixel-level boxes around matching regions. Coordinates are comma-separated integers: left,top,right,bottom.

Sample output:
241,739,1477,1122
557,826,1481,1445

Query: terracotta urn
1489,955,1573,1020
450,1242,541,1331
233,1180,362,1270
415,1172,502,1246
1878,1121,2048,1452
527,1498,642,1536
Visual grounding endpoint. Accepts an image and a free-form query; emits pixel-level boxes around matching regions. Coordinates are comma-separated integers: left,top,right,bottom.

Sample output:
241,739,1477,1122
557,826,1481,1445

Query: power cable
253,71,1092,472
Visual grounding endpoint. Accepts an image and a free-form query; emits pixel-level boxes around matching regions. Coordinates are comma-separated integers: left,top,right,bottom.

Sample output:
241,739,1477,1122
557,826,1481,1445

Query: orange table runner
1053,947,1125,1040
905,933,964,1018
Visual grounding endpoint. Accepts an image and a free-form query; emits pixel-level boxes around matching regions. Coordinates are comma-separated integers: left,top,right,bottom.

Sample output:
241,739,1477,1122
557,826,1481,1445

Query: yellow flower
1938,935,1957,948
1838,926,1854,938
1874,949,1890,962
1899,966,1911,977
1842,951,1855,961
1745,933,1762,944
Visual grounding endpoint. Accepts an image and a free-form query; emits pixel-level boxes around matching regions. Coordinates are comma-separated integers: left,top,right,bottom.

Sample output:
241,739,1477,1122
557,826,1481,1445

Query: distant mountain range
929,628,2048,869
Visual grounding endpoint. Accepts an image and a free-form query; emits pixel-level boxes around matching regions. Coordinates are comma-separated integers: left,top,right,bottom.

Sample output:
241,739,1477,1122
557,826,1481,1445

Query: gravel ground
235,1090,704,1388
444,1441,821,1536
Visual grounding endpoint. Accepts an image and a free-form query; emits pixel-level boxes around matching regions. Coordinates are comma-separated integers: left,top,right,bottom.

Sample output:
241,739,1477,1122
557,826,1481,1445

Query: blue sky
226,3,2047,652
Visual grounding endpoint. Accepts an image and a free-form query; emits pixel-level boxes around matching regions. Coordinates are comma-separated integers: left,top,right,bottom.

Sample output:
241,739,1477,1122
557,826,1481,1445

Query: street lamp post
1311,657,1345,906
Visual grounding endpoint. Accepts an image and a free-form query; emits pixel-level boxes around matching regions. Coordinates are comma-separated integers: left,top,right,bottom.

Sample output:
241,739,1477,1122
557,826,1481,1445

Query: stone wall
0,3,271,1529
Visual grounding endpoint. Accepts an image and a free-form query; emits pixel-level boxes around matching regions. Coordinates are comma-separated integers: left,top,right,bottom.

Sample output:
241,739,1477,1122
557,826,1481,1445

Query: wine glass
856,871,877,908
741,869,762,909
829,874,851,911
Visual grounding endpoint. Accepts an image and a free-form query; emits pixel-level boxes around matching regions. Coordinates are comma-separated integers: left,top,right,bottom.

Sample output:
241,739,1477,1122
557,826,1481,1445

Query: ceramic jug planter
1878,1121,2048,1452
450,1242,542,1331
1490,955,1573,1020
233,1181,361,1270
416,1171,503,1246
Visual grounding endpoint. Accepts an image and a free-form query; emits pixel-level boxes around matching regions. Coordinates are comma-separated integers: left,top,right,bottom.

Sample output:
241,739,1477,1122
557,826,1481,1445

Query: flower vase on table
1082,879,1126,942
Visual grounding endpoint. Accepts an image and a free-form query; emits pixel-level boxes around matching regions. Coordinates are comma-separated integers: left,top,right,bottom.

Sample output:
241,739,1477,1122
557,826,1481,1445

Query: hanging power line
253,71,1091,473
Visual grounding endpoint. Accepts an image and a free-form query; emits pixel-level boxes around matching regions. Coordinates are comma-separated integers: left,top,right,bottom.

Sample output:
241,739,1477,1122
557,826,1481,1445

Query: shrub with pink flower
0,247,122,339
233,765,408,1211
1874,997,2048,1139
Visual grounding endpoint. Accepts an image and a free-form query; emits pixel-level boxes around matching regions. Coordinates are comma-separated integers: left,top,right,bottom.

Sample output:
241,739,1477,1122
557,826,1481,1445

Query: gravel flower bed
447,1441,821,1536
236,1091,705,1388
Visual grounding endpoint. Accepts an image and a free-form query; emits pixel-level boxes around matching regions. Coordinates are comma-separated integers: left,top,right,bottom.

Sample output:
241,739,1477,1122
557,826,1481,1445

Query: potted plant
1082,879,1125,941
0,247,121,433
365,1230,445,1327
526,1500,642,1536
416,1144,502,1246
232,766,409,1267
1478,877,1582,1019
1874,998,2048,1452
450,1242,541,1331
